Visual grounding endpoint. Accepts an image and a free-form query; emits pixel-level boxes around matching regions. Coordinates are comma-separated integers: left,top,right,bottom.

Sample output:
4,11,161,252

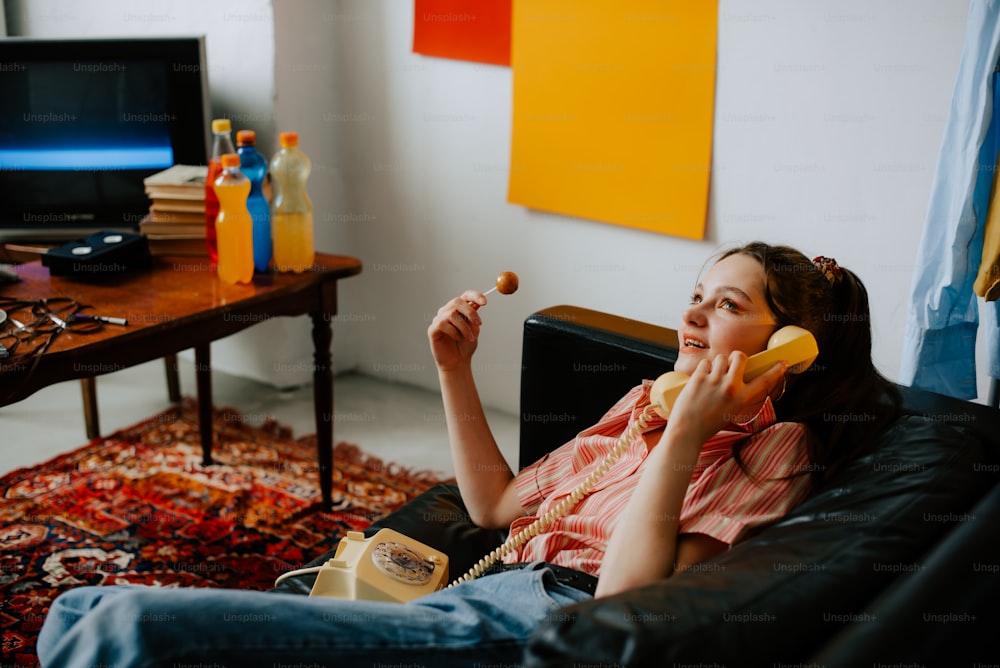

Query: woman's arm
594,425,705,596
428,291,525,529
595,352,785,597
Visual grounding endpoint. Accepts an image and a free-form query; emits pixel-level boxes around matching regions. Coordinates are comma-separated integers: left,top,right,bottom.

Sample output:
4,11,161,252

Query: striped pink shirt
507,380,812,576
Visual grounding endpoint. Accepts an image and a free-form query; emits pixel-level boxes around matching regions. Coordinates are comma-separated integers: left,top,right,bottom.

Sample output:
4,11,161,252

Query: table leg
195,343,213,465
80,377,100,439
165,354,181,403
311,312,334,510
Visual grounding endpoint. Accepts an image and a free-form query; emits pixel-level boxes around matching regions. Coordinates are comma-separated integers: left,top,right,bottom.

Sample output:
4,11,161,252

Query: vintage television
0,36,210,241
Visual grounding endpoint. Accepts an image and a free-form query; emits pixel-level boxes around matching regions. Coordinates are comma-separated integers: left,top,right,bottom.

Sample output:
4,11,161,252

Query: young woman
37,242,900,667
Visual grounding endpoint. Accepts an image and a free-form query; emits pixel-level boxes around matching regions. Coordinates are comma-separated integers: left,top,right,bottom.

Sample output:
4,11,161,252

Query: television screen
0,36,210,240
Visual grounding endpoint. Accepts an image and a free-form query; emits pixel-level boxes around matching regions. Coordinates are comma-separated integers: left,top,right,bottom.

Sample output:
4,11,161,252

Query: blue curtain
900,0,1000,400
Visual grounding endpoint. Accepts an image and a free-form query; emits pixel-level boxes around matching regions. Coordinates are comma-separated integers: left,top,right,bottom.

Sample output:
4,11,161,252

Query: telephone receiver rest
650,325,819,418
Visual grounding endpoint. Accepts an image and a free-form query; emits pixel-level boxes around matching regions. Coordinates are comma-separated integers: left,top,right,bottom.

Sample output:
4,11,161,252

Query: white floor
0,358,520,482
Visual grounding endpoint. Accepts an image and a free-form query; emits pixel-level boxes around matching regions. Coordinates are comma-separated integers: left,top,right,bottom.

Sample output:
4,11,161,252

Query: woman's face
674,252,779,376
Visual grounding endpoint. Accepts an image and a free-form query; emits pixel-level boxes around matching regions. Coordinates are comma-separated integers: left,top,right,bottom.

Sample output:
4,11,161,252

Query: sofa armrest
519,305,678,468
810,479,1000,666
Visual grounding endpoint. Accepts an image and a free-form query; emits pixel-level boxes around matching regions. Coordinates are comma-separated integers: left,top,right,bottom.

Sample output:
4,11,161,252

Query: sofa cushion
270,483,506,596
365,482,508,579
525,415,991,666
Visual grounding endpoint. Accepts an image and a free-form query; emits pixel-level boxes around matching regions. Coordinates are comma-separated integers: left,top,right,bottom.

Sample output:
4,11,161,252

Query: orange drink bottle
214,153,254,285
269,132,315,273
205,118,234,265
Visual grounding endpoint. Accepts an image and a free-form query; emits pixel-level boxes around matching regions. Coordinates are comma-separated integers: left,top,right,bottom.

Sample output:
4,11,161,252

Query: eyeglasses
0,297,104,368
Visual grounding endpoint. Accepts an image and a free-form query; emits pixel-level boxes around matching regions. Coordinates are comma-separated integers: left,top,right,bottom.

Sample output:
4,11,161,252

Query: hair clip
812,256,843,285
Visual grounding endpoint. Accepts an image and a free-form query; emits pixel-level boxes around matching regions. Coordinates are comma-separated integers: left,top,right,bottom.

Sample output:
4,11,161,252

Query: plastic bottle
205,119,235,265
236,130,272,273
269,132,315,273
213,153,254,285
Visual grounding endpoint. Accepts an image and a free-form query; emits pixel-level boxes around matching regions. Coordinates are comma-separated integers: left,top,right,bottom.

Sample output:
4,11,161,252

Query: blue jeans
36,563,591,667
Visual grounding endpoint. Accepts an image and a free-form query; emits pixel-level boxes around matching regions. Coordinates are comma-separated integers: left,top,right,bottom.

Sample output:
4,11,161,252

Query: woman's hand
427,290,487,373
665,351,787,448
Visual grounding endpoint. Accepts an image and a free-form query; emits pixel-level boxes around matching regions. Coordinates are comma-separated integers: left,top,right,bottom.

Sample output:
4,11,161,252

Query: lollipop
483,271,519,297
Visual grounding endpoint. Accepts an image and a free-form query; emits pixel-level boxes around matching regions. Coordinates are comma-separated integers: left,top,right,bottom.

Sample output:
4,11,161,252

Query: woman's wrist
650,426,702,473
661,416,715,455
436,356,475,378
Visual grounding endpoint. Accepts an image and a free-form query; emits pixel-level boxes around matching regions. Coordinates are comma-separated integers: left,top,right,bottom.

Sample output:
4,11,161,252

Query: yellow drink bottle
214,153,254,285
270,132,315,273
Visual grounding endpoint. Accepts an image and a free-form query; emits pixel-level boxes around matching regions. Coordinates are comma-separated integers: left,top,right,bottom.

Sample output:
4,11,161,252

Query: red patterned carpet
0,400,446,668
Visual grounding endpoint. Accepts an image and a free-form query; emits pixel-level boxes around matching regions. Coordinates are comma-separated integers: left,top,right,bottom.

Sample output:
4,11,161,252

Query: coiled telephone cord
448,404,658,588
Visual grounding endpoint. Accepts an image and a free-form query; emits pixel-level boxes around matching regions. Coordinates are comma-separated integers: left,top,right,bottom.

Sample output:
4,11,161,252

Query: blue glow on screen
0,146,175,171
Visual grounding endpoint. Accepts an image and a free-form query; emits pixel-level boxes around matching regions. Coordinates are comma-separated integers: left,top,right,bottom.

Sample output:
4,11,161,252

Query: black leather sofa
275,305,1000,666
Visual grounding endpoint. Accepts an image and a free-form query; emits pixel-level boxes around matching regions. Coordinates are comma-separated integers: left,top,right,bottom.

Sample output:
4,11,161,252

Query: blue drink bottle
236,130,273,272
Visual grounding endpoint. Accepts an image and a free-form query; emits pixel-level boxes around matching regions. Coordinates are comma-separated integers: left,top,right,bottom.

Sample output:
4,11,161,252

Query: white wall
321,0,982,413
8,0,989,412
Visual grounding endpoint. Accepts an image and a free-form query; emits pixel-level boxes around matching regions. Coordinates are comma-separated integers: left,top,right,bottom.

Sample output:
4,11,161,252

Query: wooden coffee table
0,253,362,510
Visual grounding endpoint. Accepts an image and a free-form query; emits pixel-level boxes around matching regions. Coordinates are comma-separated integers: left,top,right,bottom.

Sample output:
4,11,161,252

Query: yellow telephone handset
649,325,819,419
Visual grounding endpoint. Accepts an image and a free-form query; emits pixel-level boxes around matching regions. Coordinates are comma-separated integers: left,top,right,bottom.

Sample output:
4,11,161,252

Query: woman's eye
719,299,739,312
689,294,702,305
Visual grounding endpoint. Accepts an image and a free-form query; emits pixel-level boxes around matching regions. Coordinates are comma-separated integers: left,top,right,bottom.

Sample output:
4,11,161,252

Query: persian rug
0,399,447,668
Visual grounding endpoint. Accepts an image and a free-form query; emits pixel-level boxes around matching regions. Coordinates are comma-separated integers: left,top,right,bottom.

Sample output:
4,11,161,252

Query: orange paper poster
413,0,512,66
508,2,718,239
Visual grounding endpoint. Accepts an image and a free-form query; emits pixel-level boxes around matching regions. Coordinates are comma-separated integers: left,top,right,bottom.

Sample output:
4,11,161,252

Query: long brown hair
717,242,902,482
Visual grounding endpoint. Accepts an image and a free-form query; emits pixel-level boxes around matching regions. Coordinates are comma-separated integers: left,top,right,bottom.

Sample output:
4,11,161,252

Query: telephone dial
305,529,449,603
275,326,818,603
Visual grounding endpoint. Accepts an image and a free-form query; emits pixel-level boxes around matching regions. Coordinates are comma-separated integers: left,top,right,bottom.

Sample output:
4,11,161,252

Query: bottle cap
220,153,240,168
212,118,232,133
279,132,299,148
236,130,256,146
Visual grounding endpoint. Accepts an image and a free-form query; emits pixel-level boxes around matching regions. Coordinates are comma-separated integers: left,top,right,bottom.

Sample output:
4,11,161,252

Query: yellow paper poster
507,2,718,239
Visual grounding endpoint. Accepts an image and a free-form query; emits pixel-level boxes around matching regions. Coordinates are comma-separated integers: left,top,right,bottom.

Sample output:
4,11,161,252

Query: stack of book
139,164,208,256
